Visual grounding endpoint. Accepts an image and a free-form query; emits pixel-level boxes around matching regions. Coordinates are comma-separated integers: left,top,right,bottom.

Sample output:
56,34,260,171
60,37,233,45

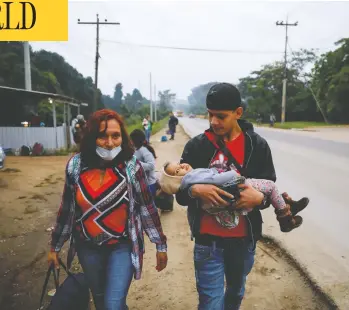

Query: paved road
179,117,349,309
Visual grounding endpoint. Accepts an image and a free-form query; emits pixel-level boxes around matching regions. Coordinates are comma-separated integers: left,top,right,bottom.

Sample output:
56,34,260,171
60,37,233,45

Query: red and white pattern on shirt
75,167,129,245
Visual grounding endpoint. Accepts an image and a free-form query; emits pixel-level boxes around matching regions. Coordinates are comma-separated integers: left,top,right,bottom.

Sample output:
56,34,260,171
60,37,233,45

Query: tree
0,42,173,127
122,88,144,112
311,38,349,122
0,42,100,124
237,49,321,122
113,83,123,111
187,82,217,114
131,89,143,107
102,94,115,110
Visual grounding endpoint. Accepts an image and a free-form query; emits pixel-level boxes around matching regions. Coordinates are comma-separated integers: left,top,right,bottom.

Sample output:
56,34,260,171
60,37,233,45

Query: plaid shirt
51,154,167,280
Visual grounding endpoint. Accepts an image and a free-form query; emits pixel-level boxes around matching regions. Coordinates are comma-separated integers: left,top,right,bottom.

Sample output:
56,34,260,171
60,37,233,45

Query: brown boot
282,192,309,216
275,205,303,232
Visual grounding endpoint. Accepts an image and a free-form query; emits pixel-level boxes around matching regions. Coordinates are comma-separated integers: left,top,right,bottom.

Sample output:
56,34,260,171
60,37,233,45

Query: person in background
145,115,153,144
72,114,86,145
168,112,178,140
48,109,167,310
130,129,158,199
142,115,149,138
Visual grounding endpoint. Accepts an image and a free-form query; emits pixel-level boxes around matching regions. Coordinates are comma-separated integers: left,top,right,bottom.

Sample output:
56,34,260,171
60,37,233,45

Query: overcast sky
32,0,349,100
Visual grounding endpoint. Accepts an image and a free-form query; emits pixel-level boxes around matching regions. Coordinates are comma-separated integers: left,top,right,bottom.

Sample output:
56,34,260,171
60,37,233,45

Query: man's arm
257,140,276,182
253,138,276,209
175,140,195,206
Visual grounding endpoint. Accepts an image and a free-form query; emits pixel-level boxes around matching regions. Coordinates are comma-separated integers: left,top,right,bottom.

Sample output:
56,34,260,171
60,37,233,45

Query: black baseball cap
206,83,242,111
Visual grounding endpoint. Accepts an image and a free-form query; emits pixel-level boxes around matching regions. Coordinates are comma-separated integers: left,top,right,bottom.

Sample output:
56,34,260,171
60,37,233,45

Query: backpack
20,145,31,156
32,142,44,156
39,259,90,310
161,136,168,142
155,189,174,211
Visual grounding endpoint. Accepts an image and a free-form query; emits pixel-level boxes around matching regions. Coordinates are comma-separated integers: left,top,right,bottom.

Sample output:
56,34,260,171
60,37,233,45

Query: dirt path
128,126,331,310
0,156,70,309
0,126,332,310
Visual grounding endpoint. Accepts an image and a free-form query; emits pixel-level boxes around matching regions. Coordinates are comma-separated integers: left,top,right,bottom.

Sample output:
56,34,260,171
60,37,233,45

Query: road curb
261,234,339,309
179,119,342,309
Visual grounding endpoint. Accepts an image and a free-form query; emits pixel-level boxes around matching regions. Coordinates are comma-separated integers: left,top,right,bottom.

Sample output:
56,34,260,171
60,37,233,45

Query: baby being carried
160,162,309,232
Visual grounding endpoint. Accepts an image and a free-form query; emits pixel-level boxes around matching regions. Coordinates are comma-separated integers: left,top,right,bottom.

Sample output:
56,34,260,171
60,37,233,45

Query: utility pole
149,73,153,121
276,18,298,123
154,84,157,122
23,42,32,90
78,14,120,112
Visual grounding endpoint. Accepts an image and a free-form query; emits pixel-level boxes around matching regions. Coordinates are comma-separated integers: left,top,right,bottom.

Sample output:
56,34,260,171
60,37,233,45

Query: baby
160,162,309,232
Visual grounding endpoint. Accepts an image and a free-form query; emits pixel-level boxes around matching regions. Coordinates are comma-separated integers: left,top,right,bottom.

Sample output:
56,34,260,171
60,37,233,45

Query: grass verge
126,117,168,135
254,121,349,130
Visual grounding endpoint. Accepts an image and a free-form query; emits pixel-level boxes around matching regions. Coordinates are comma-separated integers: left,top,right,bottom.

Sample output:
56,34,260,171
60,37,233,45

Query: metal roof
0,85,89,107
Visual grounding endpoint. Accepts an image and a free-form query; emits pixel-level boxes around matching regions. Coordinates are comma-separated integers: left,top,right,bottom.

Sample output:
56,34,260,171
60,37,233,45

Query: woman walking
48,109,168,310
130,129,157,198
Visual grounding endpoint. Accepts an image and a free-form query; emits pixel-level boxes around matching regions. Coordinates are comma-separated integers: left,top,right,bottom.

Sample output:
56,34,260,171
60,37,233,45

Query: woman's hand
156,251,168,272
47,251,60,269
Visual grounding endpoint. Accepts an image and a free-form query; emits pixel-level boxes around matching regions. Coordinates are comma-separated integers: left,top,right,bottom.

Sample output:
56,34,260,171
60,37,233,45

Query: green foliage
237,49,323,122
255,121,332,129
113,83,123,110
311,38,349,122
0,42,95,125
237,40,349,124
187,82,217,114
0,43,175,128
102,83,173,128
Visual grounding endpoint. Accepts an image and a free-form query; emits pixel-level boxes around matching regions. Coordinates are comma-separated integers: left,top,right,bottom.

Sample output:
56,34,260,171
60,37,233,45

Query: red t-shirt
200,132,248,237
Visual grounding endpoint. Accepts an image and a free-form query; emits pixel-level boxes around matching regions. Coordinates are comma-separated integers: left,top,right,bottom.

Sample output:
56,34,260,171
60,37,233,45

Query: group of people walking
49,83,309,310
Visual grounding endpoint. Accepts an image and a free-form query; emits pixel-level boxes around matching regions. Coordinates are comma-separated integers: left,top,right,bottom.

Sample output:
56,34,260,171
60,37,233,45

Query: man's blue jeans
194,238,255,310
77,241,134,310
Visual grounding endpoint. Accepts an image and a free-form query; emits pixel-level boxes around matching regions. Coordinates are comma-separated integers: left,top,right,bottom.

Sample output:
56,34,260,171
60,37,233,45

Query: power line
100,39,284,55
78,14,120,112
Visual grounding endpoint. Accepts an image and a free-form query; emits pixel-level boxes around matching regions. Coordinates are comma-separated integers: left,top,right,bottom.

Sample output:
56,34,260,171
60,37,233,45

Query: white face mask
96,145,122,161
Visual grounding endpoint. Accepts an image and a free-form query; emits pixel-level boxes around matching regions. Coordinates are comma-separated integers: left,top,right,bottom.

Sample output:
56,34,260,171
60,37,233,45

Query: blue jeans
77,241,134,310
148,182,157,198
194,238,255,310
145,129,151,143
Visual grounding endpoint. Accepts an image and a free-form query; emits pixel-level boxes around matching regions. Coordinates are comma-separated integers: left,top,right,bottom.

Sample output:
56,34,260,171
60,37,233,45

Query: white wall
0,125,75,150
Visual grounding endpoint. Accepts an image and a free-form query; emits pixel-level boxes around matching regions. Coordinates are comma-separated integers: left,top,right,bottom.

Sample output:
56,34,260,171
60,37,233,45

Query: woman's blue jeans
77,241,134,310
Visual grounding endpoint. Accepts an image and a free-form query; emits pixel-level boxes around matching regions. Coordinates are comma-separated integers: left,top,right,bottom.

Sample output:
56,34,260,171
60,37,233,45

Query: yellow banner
0,0,68,41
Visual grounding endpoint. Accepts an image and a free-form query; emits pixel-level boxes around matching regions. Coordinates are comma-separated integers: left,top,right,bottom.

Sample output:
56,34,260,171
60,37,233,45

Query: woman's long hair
80,109,134,167
130,129,157,159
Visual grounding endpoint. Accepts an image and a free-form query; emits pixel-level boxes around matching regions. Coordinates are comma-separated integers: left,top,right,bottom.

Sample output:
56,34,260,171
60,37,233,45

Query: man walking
168,112,178,140
176,83,276,309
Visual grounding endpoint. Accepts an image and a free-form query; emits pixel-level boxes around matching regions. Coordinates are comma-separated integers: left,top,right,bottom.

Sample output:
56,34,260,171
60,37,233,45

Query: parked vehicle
189,114,196,118
174,110,183,117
